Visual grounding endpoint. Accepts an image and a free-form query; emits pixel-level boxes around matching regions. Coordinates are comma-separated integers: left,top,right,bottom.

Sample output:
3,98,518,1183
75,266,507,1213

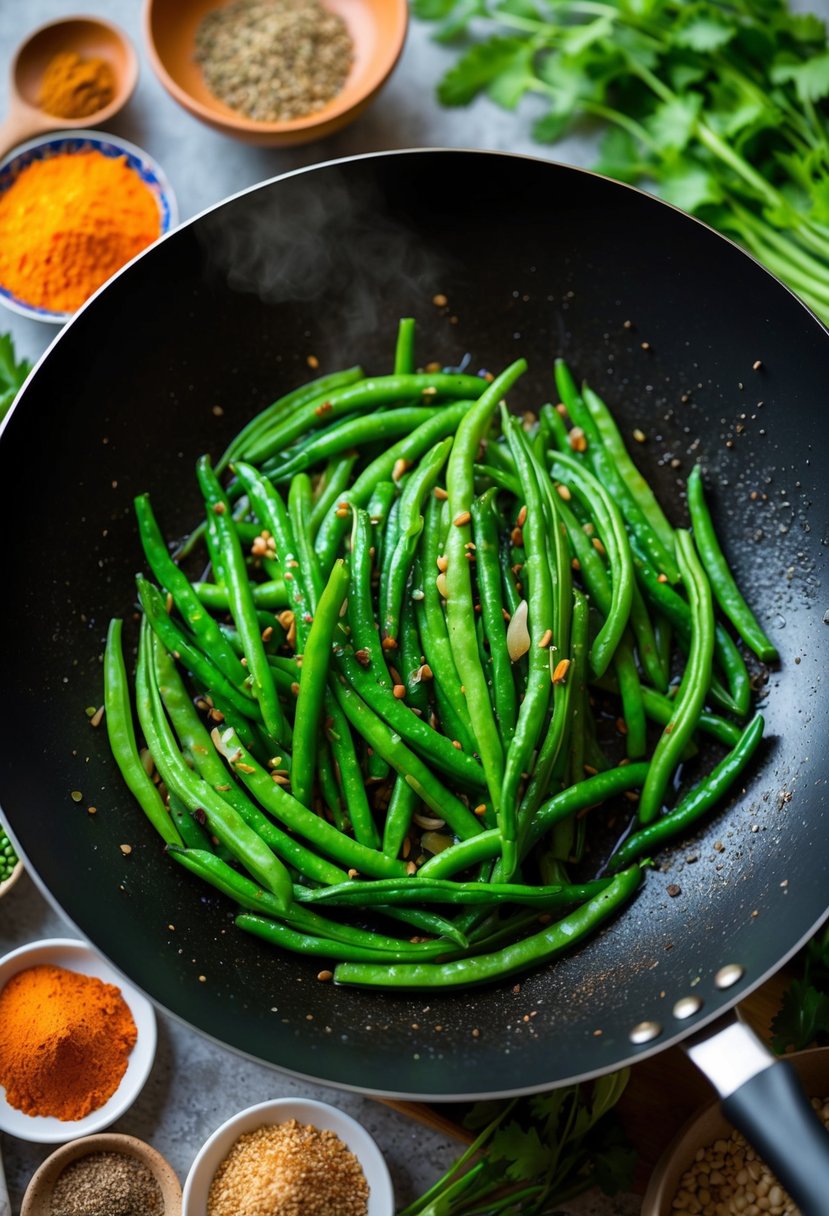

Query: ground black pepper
194,0,354,122
49,1151,164,1216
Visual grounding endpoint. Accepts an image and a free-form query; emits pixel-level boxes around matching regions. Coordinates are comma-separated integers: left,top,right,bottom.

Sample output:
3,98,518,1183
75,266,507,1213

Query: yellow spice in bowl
207,1119,369,1216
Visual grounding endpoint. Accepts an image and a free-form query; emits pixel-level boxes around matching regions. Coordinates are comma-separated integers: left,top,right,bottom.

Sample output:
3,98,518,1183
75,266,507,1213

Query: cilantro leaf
673,5,737,52
0,333,31,424
437,35,532,104
646,94,702,153
771,976,829,1053
771,50,829,103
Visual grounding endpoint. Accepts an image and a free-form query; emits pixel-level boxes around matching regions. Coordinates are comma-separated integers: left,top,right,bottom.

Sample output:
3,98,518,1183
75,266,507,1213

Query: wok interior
1,150,827,1098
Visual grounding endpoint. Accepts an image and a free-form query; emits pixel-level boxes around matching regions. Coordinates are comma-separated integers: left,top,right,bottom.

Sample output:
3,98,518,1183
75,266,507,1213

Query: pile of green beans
103,320,776,991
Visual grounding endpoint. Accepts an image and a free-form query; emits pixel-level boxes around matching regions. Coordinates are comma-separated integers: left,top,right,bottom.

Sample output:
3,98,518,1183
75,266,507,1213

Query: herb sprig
772,925,829,1054
0,332,31,423
414,0,829,325
397,1071,635,1215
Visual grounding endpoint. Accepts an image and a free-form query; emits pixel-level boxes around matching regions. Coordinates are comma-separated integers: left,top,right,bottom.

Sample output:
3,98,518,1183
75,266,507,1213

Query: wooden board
380,967,793,1195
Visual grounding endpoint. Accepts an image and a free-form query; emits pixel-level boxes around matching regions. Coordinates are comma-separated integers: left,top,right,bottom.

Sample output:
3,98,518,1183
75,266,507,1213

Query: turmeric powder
38,51,115,118
0,150,162,314
0,963,137,1121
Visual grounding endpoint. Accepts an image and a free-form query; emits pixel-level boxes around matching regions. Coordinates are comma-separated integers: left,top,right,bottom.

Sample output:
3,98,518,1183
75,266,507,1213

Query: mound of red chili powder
0,963,137,1120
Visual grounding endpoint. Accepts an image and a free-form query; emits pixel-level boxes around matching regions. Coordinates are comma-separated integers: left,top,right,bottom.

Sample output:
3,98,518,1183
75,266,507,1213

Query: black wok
2,150,829,1202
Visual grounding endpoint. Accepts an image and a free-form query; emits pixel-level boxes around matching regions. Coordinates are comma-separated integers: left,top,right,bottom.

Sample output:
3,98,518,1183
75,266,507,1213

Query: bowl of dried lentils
182,1097,393,1216
142,0,409,146
20,1132,181,1216
642,1047,829,1216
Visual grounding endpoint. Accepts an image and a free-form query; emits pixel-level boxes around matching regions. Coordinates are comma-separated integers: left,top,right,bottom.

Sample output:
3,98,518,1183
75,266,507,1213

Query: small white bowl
182,1097,394,1216
0,130,177,325
0,937,157,1143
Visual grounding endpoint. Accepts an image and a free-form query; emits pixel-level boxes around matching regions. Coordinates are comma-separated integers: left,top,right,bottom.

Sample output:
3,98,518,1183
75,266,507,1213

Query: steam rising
196,165,446,353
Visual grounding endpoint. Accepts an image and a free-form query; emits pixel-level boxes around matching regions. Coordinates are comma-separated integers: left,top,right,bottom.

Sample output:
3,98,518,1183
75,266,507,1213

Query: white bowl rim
0,128,179,324
0,936,157,1142
182,1096,394,1216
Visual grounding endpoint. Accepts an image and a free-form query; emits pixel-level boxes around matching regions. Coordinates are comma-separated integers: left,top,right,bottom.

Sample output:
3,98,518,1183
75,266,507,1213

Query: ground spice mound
194,0,354,122
207,1119,369,1216
50,1150,163,1216
0,964,137,1121
0,150,161,313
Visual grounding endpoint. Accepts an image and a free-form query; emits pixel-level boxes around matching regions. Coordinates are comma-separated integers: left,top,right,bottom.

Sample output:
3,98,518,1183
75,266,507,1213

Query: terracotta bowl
642,1046,829,1214
21,1133,181,1215
142,0,409,146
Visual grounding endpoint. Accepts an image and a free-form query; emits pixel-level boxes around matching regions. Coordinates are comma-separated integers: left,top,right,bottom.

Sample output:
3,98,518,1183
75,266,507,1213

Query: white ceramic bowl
182,1097,394,1216
0,937,157,1142
0,130,177,325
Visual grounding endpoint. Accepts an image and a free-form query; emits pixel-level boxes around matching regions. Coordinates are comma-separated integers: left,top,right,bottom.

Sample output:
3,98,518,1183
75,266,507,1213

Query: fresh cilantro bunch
0,332,30,423
414,0,829,324
772,925,829,1053
397,1071,635,1215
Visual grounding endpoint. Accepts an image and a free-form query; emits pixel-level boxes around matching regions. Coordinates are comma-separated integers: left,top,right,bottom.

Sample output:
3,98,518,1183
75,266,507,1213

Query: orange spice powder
0,963,137,1121
0,149,161,313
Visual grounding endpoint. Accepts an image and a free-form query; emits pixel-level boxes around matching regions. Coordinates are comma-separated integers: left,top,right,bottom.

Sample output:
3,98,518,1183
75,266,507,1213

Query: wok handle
686,1017,829,1215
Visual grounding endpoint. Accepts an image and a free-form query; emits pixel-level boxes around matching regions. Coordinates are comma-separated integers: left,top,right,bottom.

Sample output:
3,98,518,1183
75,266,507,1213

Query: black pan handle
685,1015,829,1215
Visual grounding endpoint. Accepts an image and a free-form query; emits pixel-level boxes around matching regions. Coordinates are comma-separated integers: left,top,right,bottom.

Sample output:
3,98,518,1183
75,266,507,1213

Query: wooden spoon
0,16,138,161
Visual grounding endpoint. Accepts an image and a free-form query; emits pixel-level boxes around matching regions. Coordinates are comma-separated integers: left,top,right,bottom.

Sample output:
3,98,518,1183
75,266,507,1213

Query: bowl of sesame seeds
142,0,409,146
642,1047,829,1216
182,1097,393,1216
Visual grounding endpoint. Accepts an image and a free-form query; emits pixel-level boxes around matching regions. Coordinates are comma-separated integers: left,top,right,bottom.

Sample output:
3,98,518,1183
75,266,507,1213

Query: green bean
417,830,503,878
309,454,358,535
264,407,442,484
629,580,668,692
291,559,349,808
608,714,765,871
104,619,182,846
499,414,556,876
470,488,517,742
137,577,261,722
315,398,474,572
633,549,751,717
237,914,455,964
413,494,476,752
213,722,405,878
134,493,246,685
196,457,291,746
519,762,650,856
296,876,611,909
333,864,641,988
638,530,716,825
154,642,353,885
687,465,778,663
216,365,364,473
517,588,587,827
444,360,528,837
381,775,419,859
135,623,292,905
331,679,483,840
581,381,676,556
335,650,486,790
245,372,487,466
381,436,452,646
394,317,416,374
549,448,633,678
554,359,680,581
193,578,288,611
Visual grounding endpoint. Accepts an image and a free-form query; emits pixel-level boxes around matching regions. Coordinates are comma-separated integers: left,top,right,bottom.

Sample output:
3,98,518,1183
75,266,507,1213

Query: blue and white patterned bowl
0,131,177,325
